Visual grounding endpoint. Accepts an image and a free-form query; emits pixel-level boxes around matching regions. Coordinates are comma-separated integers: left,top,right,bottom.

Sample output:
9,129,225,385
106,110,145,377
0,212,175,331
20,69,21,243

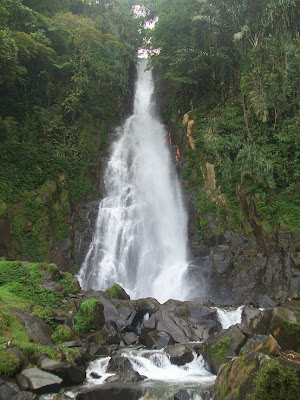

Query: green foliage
106,283,130,300
247,359,299,400
210,337,233,365
0,349,21,377
74,299,102,334
12,340,56,361
52,324,74,344
151,0,300,239
0,261,63,308
0,0,139,261
59,272,79,294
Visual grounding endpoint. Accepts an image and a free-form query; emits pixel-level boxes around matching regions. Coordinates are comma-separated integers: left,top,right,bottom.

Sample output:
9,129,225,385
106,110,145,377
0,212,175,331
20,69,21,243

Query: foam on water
215,305,244,329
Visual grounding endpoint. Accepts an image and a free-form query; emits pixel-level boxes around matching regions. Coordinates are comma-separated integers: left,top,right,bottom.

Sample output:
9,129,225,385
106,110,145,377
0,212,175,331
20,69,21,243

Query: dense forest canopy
147,0,300,247
0,0,145,261
0,0,299,262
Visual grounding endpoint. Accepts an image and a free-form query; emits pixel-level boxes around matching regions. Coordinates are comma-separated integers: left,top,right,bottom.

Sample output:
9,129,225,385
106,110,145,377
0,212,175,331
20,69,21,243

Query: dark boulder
145,300,220,344
146,330,175,350
107,357,145,382
103,321,121,345
63,365,86,385
165,344,194,366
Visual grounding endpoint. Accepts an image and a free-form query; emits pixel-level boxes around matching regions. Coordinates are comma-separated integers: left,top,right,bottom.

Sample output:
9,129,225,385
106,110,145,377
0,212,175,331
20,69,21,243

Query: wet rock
165,344,194,366
146,330,175,349
63,365,86,385
107,357,145,382
90,372,101,379
17,368,62,393
201,325,247,374
240,334,281,356
9,308,53,346
174,388,194,400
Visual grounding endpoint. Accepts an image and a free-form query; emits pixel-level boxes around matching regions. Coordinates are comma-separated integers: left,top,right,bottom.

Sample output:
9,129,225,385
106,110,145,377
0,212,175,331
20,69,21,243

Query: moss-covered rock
106,283,130,300
74,299,105,334
52,325,74,344
215,352,268,400
201,325,247,374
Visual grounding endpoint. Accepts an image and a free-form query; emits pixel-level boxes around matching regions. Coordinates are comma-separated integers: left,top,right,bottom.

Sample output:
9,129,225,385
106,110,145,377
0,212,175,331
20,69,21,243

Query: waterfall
78,59,189,303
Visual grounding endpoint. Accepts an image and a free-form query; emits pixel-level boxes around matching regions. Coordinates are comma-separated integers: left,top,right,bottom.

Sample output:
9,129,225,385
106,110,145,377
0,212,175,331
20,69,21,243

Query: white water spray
78,59,189,302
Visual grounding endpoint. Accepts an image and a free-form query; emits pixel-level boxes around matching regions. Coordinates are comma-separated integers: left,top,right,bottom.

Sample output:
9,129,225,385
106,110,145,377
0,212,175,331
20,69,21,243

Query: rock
215,351,300,400
174,388,194,400
146,330,175,350
249,306,300,351
39,356,85,385
88,342,101,357
279,350,300,377
90,372,101,379
107,357,145,382
12,393,38,400
215,352,269,400
124,332,137,346
241,306,262,326
76,384,145,400
0,379,19,400
201,325,247,374
61,340,81,348
63,365,86,385
17,368,62,393
103,321,121,345
165,344,194,366
258,294,278,308
9,308,53,346
40,357,70,373
106,284,130,300
240,334,281,356
144,300,220,344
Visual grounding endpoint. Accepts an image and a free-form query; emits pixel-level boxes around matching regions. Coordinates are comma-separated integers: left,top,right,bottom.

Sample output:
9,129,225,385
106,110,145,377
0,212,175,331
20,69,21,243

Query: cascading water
78,59,189,302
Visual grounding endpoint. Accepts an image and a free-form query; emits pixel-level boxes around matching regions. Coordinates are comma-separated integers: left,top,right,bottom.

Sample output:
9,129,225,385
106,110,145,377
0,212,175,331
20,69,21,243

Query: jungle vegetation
147,0,300,247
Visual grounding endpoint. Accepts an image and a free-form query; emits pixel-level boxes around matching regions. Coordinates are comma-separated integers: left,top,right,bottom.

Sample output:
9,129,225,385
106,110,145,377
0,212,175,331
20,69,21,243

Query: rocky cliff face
152,68,300,307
